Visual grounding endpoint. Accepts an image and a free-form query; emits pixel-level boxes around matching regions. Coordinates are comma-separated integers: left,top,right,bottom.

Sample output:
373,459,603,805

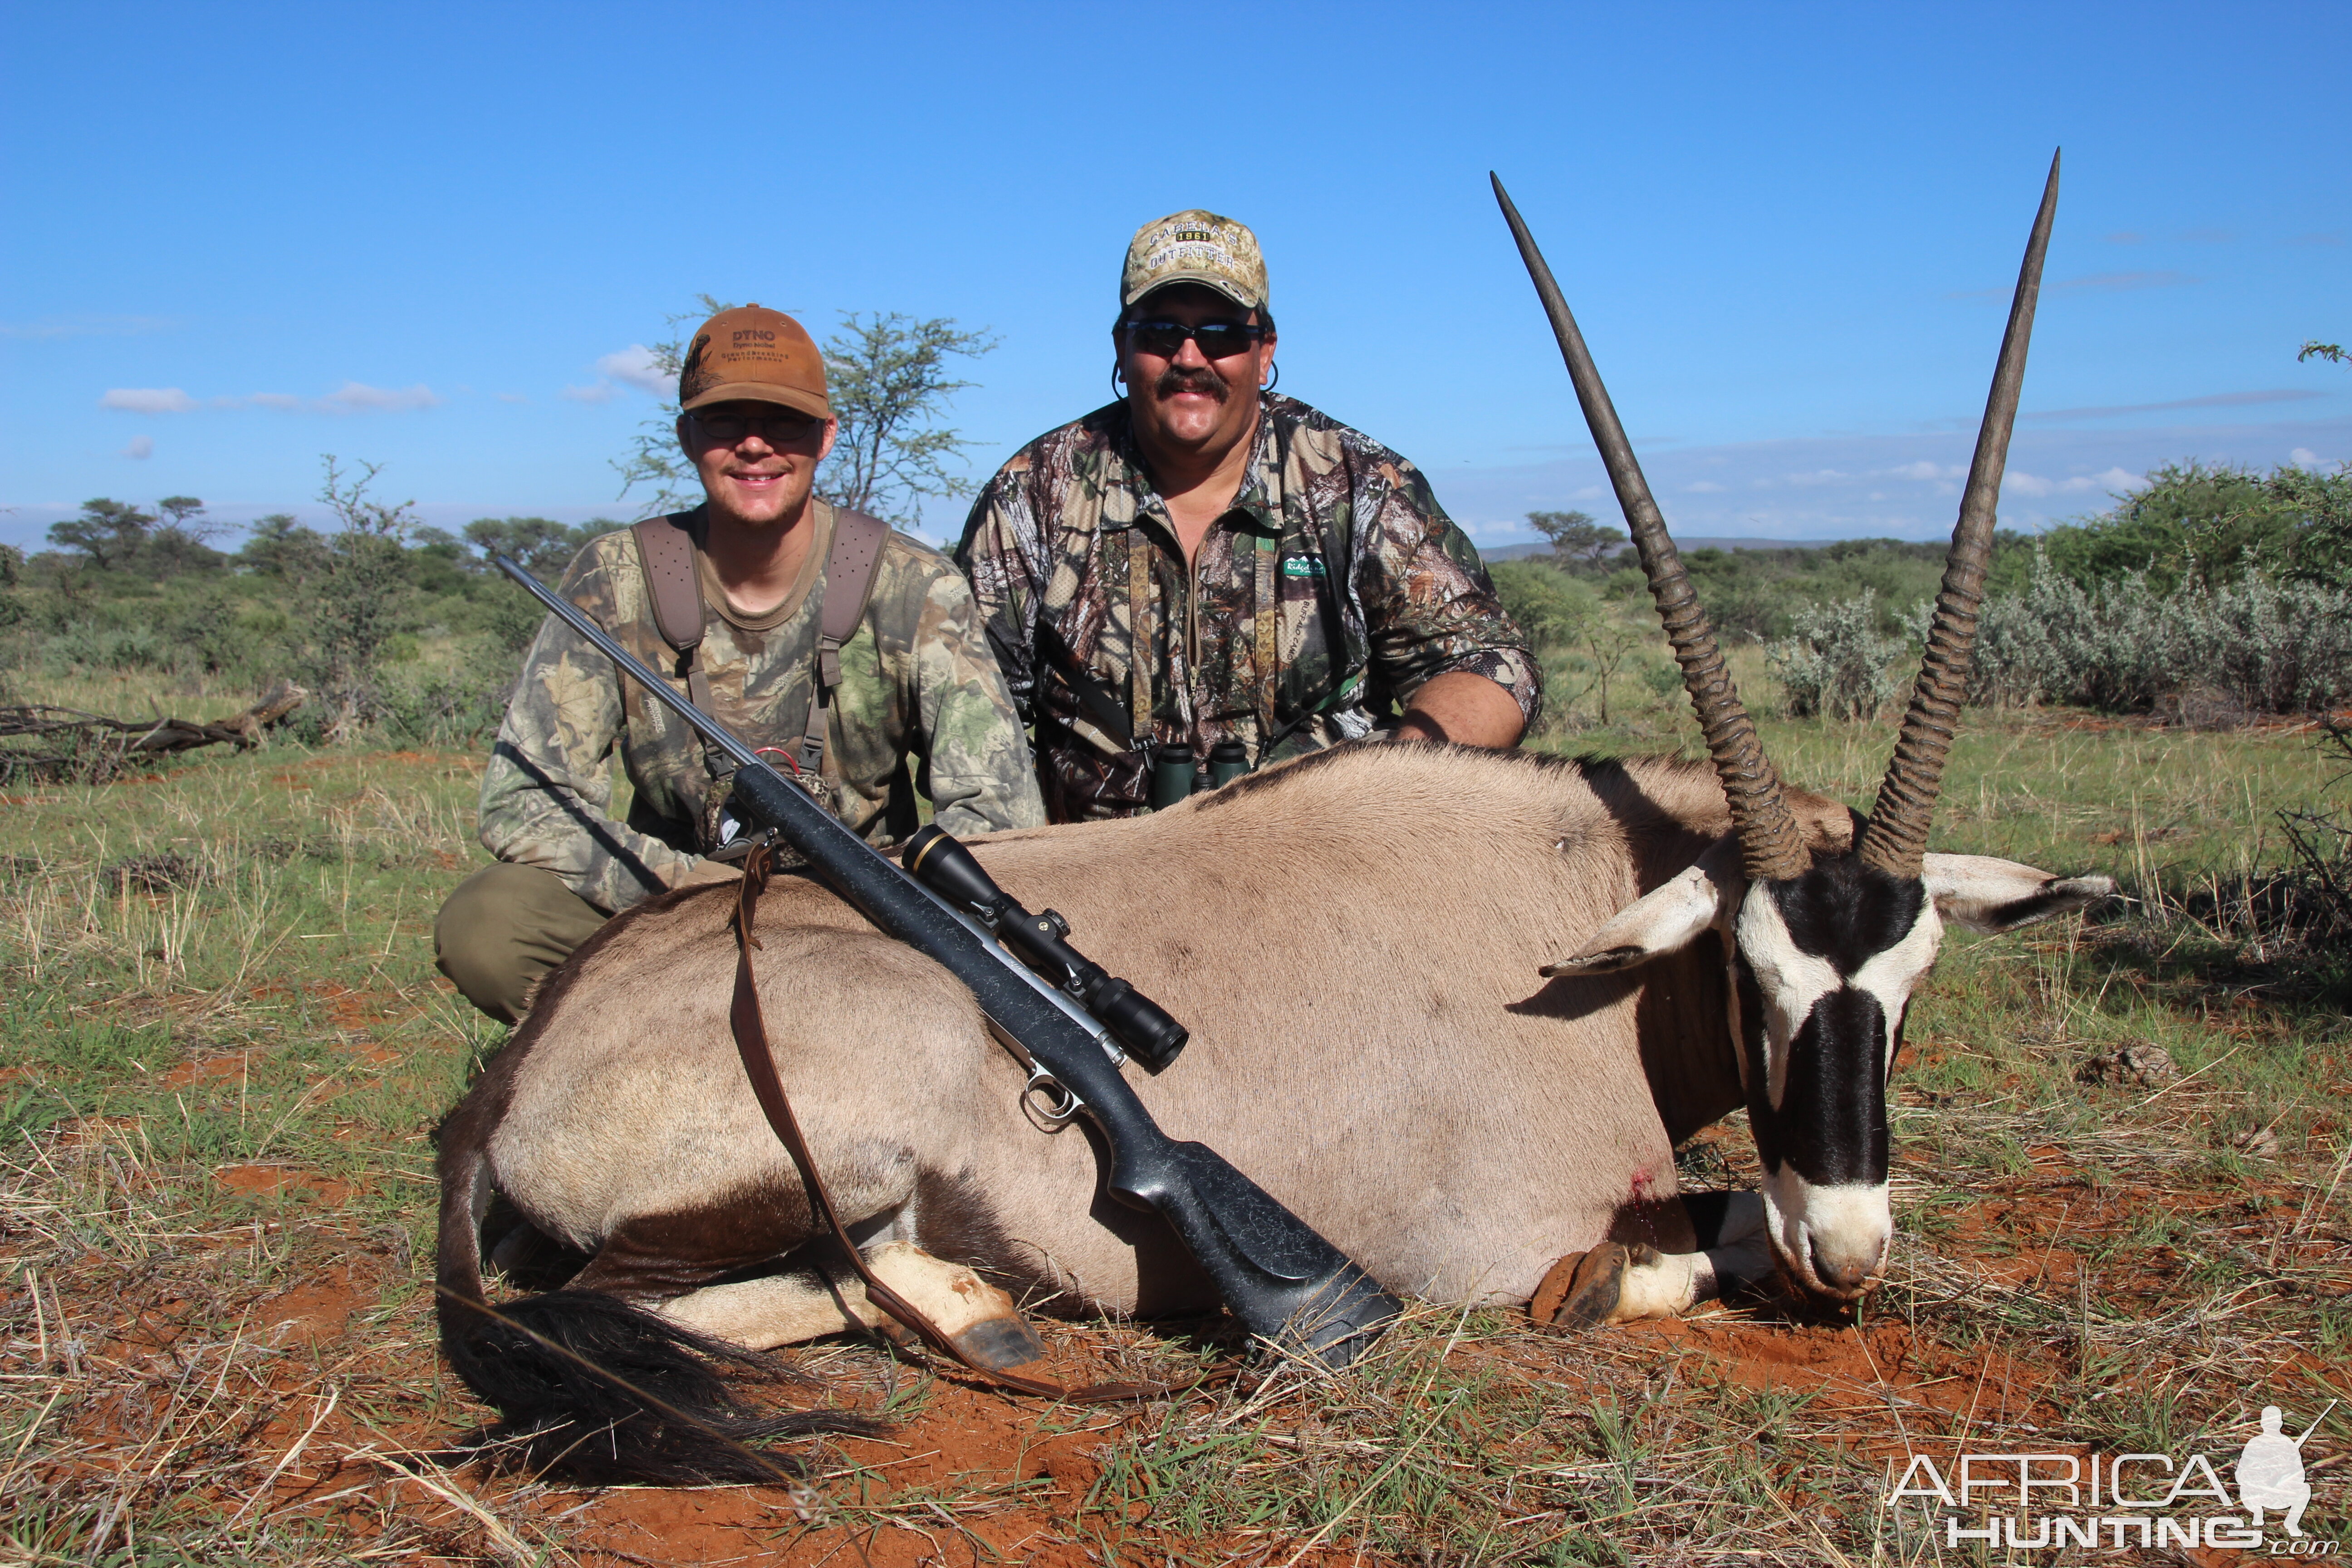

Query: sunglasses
692,407,820,443
1122,318,1266,360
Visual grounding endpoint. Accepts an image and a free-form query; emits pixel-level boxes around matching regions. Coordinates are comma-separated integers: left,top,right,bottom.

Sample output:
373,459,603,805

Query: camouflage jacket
956,394,1540,819
480,502,1047,912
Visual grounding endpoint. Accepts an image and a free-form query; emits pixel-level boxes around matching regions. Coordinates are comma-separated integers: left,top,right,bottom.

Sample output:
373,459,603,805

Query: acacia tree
615,299,996,533
48,499,156,571
145,495,225,577
816,312,998,527
313,457,419,741
1527,508,1626,573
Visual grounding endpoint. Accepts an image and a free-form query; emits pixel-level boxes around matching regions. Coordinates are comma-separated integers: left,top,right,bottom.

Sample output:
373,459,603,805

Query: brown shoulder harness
631,507,892,788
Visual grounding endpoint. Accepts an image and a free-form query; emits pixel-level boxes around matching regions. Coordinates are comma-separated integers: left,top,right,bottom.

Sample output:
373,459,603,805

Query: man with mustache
958,211,1539,820
436,304,1045,1022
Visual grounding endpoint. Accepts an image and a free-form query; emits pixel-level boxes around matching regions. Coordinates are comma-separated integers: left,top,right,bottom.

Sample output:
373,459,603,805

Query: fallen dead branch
0,680,306,783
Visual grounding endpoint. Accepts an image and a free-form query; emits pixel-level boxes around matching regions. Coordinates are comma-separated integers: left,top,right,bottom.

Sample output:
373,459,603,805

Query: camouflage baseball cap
677,304,830,420
1121,210,1269,313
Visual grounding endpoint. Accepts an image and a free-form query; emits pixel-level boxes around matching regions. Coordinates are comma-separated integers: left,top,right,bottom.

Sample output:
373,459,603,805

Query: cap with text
1121,211,1269,314
677,304,830,420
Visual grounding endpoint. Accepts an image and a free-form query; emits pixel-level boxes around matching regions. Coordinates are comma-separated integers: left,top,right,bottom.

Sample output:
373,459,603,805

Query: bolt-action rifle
492,555,1400,1367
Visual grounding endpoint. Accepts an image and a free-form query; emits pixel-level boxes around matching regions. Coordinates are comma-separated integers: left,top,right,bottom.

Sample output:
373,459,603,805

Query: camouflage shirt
956,394,1541,819
480,502,1047,912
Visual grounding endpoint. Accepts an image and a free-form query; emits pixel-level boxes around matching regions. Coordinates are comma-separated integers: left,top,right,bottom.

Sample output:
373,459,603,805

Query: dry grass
0,676,2347,1564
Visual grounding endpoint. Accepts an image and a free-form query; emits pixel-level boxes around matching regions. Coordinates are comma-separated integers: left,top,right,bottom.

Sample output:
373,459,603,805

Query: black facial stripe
1767,858,1927,976
1733,954,1779,1173
1777,986,1890,1186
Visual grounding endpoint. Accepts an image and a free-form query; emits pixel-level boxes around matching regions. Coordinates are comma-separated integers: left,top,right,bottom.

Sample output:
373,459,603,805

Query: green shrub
1767,590,1901,720
1972,552,2352,714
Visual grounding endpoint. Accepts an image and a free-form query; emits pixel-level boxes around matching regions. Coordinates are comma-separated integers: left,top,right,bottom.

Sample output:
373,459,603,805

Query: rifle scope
902,825,1189,1073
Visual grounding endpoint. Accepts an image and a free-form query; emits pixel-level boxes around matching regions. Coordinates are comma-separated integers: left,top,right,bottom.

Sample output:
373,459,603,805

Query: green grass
0,666,2347,1563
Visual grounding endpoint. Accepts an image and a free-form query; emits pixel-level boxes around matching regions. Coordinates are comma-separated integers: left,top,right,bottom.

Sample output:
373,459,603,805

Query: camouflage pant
433,863,607,1024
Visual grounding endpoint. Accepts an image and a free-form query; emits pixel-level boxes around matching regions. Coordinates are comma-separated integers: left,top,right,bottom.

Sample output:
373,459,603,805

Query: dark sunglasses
1122,318,1266,359
692,407,819,443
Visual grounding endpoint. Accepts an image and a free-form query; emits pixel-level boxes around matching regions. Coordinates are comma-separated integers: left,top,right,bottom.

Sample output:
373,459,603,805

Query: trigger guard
1019,1068,1081,1133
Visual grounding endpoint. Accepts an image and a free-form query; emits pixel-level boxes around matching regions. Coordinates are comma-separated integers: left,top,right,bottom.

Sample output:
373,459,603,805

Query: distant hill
1482,537,1833,562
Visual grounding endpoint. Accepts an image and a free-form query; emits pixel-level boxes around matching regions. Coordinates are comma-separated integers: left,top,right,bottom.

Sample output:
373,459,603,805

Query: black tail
437,1288,881,1485
435,1074,877,1485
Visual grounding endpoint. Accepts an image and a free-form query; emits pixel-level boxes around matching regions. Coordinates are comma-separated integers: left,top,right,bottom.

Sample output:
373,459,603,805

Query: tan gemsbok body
436,153,2108,1483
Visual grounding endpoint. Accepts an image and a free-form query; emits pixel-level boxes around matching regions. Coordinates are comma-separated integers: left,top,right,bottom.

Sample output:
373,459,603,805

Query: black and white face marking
1544,843,2114,1305
1732,856,1939,1301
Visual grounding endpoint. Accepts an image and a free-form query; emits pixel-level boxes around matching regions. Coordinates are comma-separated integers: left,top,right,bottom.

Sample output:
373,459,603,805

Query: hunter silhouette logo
1885,1401,2337,1553
2238,1405,2323,1539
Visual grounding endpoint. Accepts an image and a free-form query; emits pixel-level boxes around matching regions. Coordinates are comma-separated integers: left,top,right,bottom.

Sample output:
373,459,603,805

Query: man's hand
1396,671,1528,748
671,858,744,888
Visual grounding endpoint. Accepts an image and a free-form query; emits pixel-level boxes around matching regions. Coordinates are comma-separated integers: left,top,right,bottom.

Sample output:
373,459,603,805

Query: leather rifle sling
727,845,1214,1404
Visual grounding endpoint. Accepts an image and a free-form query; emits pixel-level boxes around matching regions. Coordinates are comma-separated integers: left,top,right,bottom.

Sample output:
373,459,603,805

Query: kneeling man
958,210,1540,820
437,304,1045,1021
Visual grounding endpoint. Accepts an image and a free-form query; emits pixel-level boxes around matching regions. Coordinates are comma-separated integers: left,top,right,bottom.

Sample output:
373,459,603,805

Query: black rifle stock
491,555,1400,1367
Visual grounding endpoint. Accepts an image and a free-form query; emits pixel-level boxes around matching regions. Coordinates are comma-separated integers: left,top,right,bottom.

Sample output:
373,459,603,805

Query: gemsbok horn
1490,171,1810,883
1861,151,2061,877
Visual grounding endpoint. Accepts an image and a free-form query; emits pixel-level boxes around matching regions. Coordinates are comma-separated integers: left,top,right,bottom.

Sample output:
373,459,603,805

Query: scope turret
902,826,1188,1073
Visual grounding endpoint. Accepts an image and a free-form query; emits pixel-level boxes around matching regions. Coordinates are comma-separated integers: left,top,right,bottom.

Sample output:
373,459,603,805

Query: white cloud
2006,470,2125,498
559,381,621,404
596,344,669,396
1782,468,1849,487
2291,447,2323,467
2052,270,2201,294
319,381,440,413
105,382,441,415
1686,480,1726,493
2028,389,2320,421
497,392,529,404
1571,485,1604,501
120,435,153,459
1885,460,1962,481
4,314,175,340
101,387,198,414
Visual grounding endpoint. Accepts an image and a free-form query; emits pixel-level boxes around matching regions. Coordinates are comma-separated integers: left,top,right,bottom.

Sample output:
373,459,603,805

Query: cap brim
1123,272,1263,312
681,382,831,420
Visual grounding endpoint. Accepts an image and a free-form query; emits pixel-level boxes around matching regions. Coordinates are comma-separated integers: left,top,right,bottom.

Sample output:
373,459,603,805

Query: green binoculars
1147,738,1250,810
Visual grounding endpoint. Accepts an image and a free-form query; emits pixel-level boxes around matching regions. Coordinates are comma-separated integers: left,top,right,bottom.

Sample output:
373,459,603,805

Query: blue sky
3,2,2345,552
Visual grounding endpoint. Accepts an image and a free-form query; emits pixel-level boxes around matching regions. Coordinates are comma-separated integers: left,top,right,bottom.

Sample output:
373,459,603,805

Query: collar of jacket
1097,394,1295,541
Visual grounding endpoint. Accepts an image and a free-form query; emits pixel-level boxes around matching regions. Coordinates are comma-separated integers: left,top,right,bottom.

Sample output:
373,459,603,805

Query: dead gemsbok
435,152,2109,1482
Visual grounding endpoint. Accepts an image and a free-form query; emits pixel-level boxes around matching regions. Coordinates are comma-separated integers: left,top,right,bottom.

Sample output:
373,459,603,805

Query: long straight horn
1492,173,1809,882
1858,150,2061,879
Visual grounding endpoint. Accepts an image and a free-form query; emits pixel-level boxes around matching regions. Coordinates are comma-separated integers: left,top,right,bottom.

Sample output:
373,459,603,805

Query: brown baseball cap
677,304,830,419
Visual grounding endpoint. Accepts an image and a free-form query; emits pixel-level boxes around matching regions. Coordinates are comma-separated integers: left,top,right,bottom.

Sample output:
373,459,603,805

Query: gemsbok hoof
867,1243,1049,1372
1531,1242,1662,1332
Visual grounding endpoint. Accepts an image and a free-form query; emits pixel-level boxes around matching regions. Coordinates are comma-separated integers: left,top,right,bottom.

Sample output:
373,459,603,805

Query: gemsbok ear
1541,843,1743,976
1922,853,2117,935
